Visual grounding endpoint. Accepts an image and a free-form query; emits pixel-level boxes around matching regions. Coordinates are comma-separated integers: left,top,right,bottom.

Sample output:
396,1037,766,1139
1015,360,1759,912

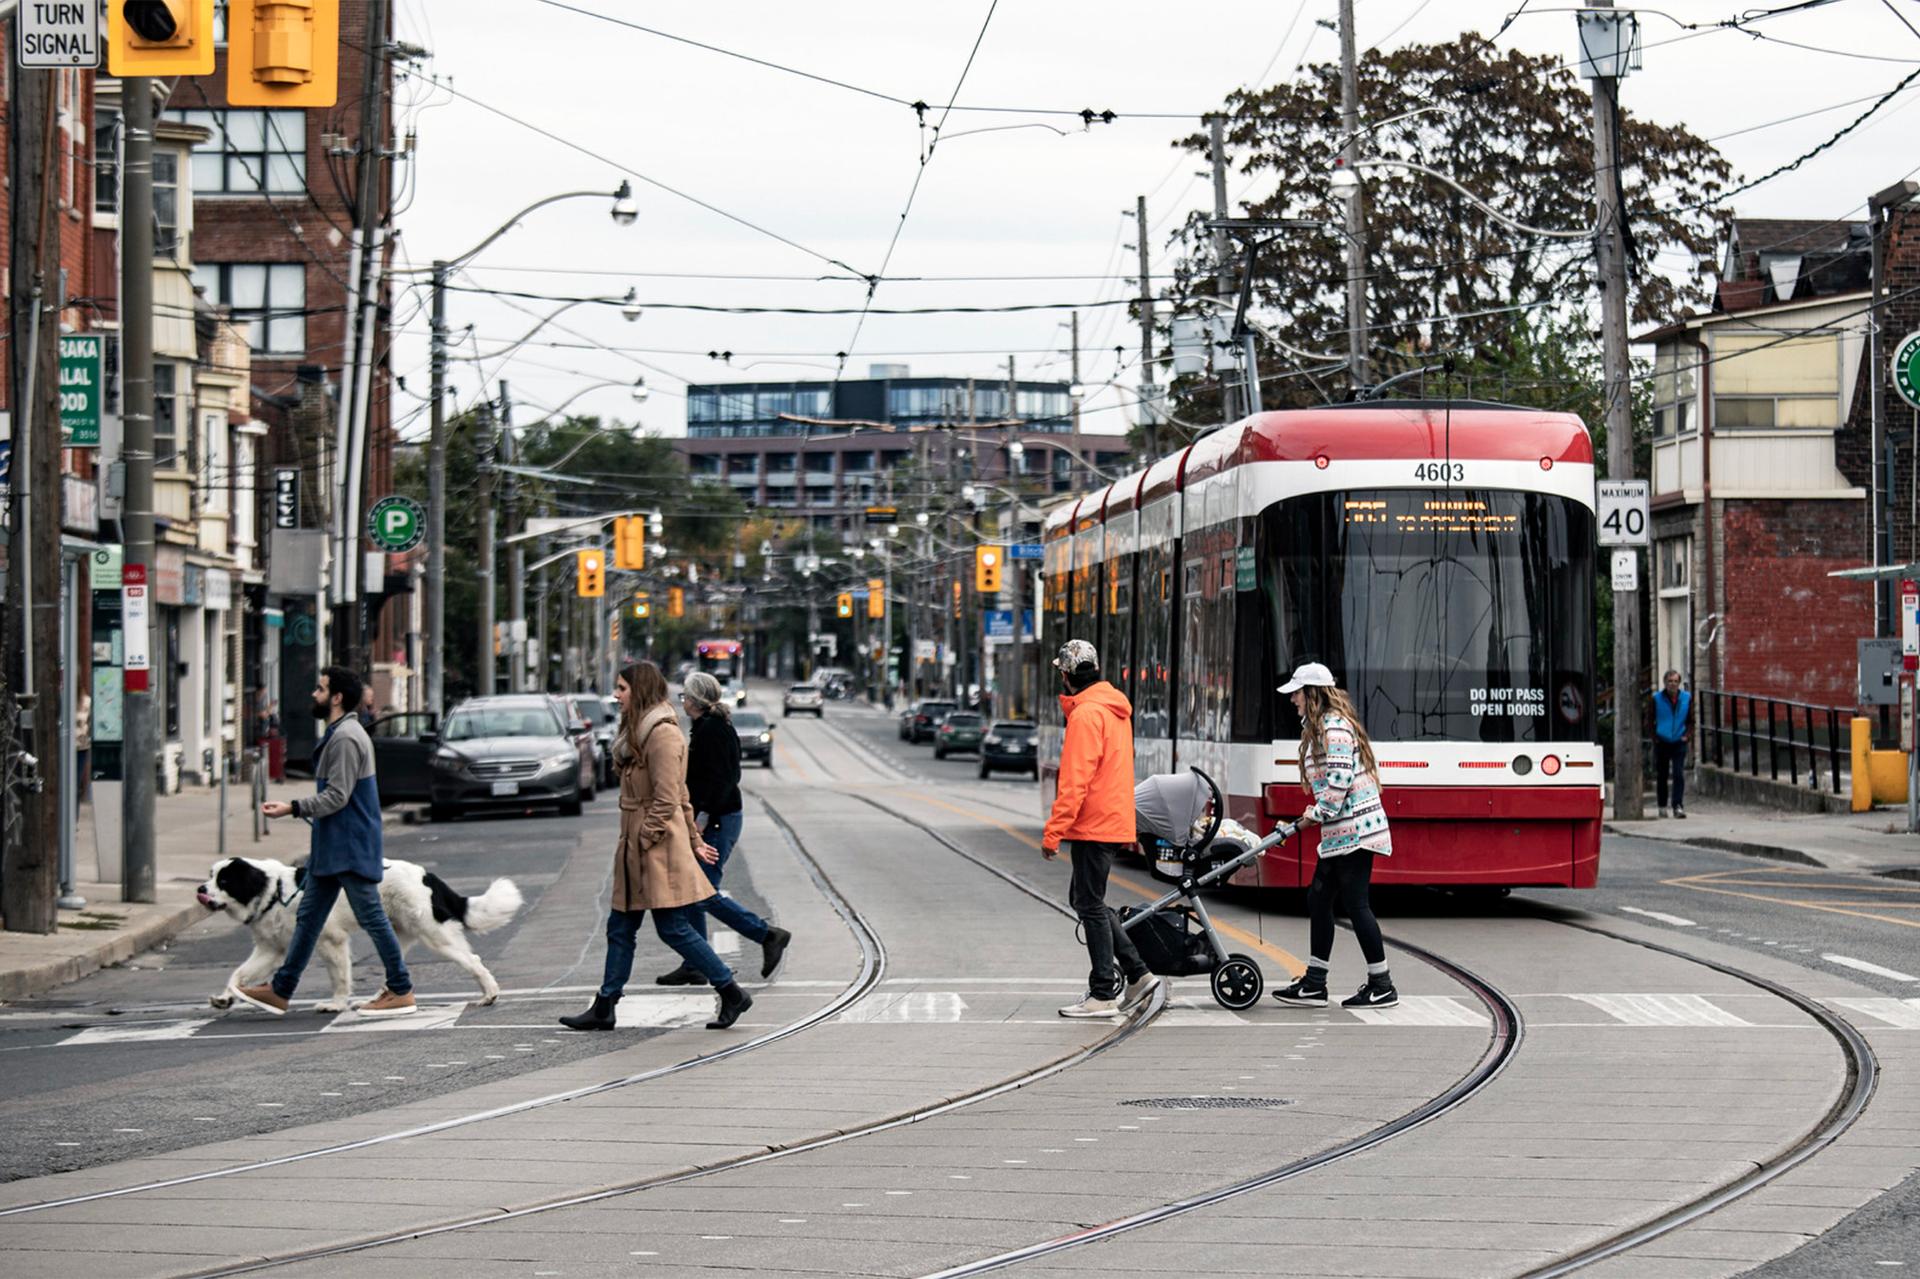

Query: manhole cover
1121,1097,1295,1110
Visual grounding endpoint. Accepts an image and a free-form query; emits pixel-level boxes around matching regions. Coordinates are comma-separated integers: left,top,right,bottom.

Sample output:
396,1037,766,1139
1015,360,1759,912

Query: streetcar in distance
695,637,749,707
1038,401,1602,889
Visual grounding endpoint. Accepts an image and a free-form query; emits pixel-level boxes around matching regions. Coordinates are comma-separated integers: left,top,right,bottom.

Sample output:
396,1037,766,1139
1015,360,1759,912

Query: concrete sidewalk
1606,795,1920,874
0,781,369,1002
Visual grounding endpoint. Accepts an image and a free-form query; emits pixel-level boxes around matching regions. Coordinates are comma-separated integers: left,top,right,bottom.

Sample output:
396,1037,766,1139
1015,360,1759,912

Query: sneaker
1674,806,1687,819
1119,973,1161,1012
229,983,289,1016
1657,806,1669,818
1271,977,1329,1008
1058,994,1122,1019
355,988,417,1019
1342,981,1399,1010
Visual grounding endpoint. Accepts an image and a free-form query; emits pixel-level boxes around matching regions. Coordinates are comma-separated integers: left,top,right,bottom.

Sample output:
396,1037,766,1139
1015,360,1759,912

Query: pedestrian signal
225,0,340,107
867,578,884,619
669,586,685,619
613,515,647,570
975,545,1003,594
108,0,216,74
836,592,854,619
576,550,605,598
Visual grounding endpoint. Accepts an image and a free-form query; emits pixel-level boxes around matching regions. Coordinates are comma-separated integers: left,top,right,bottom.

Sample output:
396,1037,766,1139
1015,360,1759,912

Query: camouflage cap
1053,639,1099,672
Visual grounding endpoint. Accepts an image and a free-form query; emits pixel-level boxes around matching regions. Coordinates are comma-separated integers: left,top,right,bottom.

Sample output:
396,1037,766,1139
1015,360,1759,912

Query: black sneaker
1342,981,1398,1010
1271,977,1329,1008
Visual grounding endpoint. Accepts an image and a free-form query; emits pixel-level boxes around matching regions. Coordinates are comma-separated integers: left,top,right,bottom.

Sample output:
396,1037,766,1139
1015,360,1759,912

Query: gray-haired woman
655,671,791,986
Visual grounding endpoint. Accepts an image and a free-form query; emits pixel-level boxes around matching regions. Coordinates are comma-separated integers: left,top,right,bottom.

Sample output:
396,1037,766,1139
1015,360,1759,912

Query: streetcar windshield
1256,489,1594,744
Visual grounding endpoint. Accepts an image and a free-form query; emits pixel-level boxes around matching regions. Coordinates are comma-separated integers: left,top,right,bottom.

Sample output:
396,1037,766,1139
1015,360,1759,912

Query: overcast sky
384,0,1920,443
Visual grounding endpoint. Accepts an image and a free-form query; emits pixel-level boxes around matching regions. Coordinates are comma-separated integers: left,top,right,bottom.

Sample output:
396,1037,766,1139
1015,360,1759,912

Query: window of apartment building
154,363,181,468
1709,329,1843,430
168,108,307,195
1657,536,1693,690
888,386,953,419
794,388,830,416
154,150,181,256
765,452,796,474
842,451,874,472
1651,345,1699,438
193,263,306,354
94,108,119,214
804,452,834,475
725,454,759,476
688,455,721,475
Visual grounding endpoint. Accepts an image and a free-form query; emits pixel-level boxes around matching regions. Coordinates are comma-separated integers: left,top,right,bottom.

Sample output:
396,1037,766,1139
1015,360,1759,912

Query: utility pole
425,262,448,712
121,78,158,903
475,400,497,696
1208,115,1240,419
501,383,526,691
1337,0,1371,389
1135,195,1157,455
4,42,64,929
1588,0,1643,820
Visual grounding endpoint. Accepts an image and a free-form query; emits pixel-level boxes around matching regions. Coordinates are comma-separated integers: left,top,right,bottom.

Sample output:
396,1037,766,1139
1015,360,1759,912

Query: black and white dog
197,856,523,1012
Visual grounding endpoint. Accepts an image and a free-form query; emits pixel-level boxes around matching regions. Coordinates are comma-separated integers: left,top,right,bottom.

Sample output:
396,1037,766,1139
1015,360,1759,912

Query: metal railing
1697,688,1849,796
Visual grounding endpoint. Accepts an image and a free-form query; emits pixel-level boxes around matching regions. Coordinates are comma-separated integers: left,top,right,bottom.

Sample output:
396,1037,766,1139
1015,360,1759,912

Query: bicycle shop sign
1895,331,1920,413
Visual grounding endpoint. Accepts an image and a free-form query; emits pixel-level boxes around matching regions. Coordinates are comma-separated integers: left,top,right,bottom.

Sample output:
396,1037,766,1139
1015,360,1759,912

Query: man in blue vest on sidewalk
1653,669,1691,819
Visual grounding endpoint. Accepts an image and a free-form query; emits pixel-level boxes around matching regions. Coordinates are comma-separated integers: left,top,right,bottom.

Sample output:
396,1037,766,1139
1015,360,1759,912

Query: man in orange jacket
1043,640,1160,1019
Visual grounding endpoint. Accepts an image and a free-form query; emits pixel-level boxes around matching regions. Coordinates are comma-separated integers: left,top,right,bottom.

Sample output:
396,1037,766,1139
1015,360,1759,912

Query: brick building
1640,197,1920,713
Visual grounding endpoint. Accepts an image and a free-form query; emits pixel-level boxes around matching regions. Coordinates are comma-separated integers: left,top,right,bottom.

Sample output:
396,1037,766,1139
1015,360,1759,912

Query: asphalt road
0,794,780,1184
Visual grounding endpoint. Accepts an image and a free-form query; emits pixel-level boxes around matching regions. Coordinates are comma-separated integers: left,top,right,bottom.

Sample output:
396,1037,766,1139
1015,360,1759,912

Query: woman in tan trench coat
559,662,755,1032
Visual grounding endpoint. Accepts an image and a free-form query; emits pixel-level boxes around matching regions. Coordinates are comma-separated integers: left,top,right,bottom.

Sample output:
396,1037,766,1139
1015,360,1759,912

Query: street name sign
59,334,103,446
1895,331,1920,412
366,495,426,552
1008,543,1044,561
1596,479,1649,546
18,0,101,67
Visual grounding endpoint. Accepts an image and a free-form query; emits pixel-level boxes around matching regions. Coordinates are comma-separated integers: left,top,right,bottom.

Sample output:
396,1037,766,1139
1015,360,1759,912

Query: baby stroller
1122,767,1299,1010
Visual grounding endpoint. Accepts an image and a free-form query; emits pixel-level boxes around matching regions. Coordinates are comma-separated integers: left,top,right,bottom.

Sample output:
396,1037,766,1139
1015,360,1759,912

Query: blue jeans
271,871,411,999
600,905,733,998
692,811,771,944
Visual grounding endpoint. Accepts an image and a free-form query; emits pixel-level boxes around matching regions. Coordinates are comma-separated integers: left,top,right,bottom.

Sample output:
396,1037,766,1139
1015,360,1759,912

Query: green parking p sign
367,495,426,552
1896,331,1920,413
60,334,103,447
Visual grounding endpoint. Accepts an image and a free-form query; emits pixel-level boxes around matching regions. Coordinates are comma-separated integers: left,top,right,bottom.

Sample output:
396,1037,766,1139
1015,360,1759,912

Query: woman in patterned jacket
1270,662,1398,1010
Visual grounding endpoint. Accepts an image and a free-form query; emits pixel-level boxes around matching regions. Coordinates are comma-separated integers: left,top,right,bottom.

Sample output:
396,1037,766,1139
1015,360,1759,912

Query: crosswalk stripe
839,991,969,1023
1566,993,1754,1027
1831,997,1920,1028
1349,995,1489,1027
60,1018,215,1045
322,1004,465,1034
611,994,715,1029
710,926,741,957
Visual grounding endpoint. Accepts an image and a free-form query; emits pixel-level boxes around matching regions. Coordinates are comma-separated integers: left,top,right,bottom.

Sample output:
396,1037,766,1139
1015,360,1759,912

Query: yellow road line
771,738,812,784
1661,876,1920,930
895,789,1306,977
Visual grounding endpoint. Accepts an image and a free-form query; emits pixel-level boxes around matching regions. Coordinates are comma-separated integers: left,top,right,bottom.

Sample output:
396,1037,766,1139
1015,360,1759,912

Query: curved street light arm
463,298,600,362
446,185,630,270
1350,159,1598,241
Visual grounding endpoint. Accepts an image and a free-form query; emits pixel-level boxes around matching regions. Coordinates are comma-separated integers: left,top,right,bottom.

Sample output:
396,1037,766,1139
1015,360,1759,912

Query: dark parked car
566,692,619,787
904,699,957,744
979,720,1039,778
426,696,596,821
735,709,775,768
934,712,984,759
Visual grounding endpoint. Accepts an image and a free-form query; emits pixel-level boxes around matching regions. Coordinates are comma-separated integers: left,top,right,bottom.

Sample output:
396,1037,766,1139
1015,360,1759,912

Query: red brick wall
1721,499,1873,707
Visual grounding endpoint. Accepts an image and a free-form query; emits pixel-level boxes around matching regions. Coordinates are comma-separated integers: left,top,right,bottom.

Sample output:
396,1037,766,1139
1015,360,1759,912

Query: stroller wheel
1211,954,1264,1010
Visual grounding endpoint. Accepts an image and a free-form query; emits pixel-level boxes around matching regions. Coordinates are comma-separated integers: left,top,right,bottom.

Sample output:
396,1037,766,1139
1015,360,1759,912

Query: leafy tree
1162,34,1732,421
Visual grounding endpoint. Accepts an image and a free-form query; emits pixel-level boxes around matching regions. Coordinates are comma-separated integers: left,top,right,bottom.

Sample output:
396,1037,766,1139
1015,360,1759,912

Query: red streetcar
1039,401,1602,889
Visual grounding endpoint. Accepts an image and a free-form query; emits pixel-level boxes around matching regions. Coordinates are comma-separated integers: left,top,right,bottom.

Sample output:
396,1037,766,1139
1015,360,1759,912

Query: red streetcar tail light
1540,755,1563,776
1314,454,1331,470
1540,457,1554,470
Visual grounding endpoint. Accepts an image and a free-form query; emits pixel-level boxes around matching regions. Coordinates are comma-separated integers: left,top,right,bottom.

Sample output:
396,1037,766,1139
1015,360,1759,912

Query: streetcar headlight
1511,754,1534,776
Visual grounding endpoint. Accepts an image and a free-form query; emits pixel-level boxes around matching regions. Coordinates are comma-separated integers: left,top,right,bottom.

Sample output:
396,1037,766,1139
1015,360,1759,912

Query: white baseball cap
1278,662,1336,694
1053,639,1099,672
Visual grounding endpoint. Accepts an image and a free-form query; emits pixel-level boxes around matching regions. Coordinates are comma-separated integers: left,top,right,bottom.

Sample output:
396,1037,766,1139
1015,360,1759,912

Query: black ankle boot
656,964,709,986
707,981,753,1030
559,993,617,1030
760,926,792,978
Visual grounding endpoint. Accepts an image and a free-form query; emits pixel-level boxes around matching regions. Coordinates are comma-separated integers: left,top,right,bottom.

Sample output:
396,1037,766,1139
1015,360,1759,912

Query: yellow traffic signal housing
669,587,685,619
108,0,217,75
952,579,962,618
975,545,1004,594
867,579,884,619
226,0,340,107
836,593,853,620
613,516,647,571
631,600,651,620
576,549,605,598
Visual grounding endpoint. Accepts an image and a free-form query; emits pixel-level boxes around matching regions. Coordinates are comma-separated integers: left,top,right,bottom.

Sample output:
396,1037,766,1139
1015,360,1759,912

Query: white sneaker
1058,994,1121,1019
1119,973,1161,1012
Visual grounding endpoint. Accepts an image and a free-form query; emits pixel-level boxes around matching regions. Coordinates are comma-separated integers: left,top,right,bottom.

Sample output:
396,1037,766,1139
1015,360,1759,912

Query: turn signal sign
227,0,340,108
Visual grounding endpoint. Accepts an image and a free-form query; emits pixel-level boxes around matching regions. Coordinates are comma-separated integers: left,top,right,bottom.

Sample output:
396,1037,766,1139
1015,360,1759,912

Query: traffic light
226,0,340,107
953,579,962,618
975,545,1004,594
836,592,854,619
576,549,605,598
669,587,685,619
108,0,217,75
631,599,651,620
867,579,885,619
613,516,647,571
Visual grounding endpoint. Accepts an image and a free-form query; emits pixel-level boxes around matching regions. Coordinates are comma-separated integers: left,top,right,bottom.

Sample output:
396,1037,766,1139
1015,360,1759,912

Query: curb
1603,822,1825,868
0,900,205,1002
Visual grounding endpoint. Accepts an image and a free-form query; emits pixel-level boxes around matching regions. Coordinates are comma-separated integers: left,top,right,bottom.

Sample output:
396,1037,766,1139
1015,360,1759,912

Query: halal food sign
1896,331,1920,413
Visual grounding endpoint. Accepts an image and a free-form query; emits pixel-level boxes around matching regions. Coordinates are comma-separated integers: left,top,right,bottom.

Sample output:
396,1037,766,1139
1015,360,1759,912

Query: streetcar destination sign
1596,479,1649,547
17,0,101,67
1894,331,1920,412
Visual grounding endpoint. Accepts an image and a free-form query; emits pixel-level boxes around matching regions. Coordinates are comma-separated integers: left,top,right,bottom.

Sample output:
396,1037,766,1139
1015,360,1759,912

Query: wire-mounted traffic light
226,0,340,107
836,592,854,619
975,545,1004,594
613,515,647,571
576,550,605,598
108,0,217,75
867,578,885,619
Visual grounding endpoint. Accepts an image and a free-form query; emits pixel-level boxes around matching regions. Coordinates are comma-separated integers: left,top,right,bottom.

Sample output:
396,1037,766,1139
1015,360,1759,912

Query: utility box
1860,637,1904,707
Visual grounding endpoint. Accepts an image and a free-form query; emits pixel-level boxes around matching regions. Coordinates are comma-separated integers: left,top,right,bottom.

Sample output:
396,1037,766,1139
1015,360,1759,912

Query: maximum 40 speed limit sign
1596,479,1649,546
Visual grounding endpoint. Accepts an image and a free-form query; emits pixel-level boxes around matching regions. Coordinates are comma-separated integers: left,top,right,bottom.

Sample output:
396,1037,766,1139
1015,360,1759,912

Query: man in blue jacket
1653,669,1691,819
232,666,415,1017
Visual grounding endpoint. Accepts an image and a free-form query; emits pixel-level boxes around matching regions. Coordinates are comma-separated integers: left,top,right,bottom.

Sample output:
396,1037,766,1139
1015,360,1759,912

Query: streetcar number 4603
1413,462,1465,483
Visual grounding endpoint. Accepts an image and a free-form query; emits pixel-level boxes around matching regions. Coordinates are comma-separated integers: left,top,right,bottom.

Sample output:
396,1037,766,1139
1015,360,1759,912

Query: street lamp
424,182,637,713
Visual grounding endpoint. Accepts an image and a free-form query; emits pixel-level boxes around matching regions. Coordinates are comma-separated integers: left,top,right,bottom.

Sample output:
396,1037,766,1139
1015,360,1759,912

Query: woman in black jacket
656,672,792,985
